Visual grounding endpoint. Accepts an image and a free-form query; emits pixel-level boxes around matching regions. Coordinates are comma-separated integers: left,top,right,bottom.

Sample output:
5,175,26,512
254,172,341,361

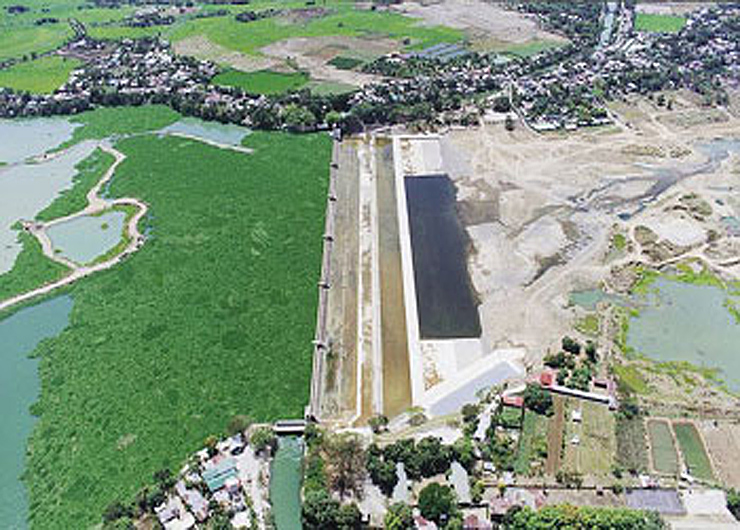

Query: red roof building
540,371,555,387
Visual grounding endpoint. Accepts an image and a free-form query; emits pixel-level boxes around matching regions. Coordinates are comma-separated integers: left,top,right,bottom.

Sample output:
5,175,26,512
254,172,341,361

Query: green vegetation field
0,232,69,303
0,55,79,93
59,105,180,149
211,68,309,95
635,13,686,33
514,411,548,475
647,419,679,475
9,111,331,526
674,422,714,480
616,412,648,473
170,5,462,56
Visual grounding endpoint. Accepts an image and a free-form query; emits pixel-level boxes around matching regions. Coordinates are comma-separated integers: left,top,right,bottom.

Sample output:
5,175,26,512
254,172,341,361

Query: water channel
269,436,303,530
47,210,127,265
0,296,73,529
405,175,481,339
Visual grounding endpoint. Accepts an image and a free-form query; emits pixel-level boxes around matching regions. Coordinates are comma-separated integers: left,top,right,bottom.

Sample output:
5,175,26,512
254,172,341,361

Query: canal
270,436,304,530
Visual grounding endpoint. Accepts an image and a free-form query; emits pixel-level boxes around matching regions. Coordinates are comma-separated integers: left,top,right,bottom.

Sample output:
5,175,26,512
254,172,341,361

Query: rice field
647,419,679,475
674,422,714,481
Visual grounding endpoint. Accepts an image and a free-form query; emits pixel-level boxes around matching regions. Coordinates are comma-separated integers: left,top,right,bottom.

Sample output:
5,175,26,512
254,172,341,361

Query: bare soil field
393,0,566,46
173,35,274,72
636,2,712,16
699,420,740,488
439,91,740,366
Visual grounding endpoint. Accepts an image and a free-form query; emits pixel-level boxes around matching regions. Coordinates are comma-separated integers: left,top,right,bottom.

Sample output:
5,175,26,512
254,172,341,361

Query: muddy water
0,296,73,529
0,141,97,273
160,117,249,147
405,175,481,338
0,118,76,165
376,141,412,418
627,279,740,392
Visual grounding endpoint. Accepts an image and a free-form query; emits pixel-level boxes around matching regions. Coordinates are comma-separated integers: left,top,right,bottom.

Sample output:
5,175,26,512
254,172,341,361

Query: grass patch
35,148,115,223
0,25,72,62
211,68,309,95
613,364,651,395
575,313,599,337
647,419,679,475
562,401,615,476
497,405,524,429
23,128,331,527
0,55,79,94
327,55,363,70
635,13,686,33
673,422,714,481
307,80,357,96
59,105,180,149
499,39,563,58
612,233,627,251
0,231,70,303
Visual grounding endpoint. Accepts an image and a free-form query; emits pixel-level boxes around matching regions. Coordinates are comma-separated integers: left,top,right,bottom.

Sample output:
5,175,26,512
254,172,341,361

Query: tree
492,95,511,113
461,403,479,424
562,336,581,355
227,414,252,435
728,489,740,521
324,433,366,499
585,341,598,363
502,504,667,529
336,503,363,529
523,384,553,416
416,436,453,478
418,483,459,527
505,114,515,131
385,502,414,530
103,501,132,522
368,414,389,434
282,104,317,131
251,427,277,456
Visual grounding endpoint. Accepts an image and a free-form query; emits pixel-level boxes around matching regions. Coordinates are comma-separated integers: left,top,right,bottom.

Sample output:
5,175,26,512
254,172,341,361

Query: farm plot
562,400,616,477
211,68,309,95
647,419,680,475
0,56,80,94
635,13,686,33
514,411,549,476
700,420,740,488
673,422,714,481
616,413,649,474
545,395,565,474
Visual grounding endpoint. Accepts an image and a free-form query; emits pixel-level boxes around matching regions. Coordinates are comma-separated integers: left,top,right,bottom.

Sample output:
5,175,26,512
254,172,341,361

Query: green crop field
647,420,679,475
211,68,309,95
0,56,79,94
170,4,462,56
635,13,686,33
674,422,714,481
514,411,549,475
14,116,330,527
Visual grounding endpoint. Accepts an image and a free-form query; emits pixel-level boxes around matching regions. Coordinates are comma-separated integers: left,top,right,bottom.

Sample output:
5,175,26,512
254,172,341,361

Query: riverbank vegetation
0,232,69,303
35,148,115,222
23,129,330,527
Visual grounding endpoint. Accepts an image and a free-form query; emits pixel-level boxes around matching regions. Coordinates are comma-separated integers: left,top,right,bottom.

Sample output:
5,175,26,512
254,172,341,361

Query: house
539,371,555,387
202,457,238,492
502,395,524,409
463,514,493,529
414,515,438,529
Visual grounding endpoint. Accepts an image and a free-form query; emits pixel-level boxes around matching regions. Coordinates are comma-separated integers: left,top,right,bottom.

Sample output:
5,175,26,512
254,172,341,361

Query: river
0,296,73,529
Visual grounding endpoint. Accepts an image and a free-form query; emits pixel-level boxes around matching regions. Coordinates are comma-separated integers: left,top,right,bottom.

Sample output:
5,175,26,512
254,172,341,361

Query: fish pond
405,175,481,339
626,278,740,392
47,210,127,265
0,296,73,529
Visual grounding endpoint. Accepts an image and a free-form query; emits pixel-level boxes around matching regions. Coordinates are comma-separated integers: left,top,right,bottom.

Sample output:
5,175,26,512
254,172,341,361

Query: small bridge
273,419,307,436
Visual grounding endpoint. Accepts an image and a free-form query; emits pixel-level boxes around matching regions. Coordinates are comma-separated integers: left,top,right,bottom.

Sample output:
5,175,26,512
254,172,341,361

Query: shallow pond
47,210,127,265
160,117,249,147
0,141,97,273
0,296,73,530
269,436,303,530
405,175,481,339
0,118,76,165
627,279,740,392
569,288,630,310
